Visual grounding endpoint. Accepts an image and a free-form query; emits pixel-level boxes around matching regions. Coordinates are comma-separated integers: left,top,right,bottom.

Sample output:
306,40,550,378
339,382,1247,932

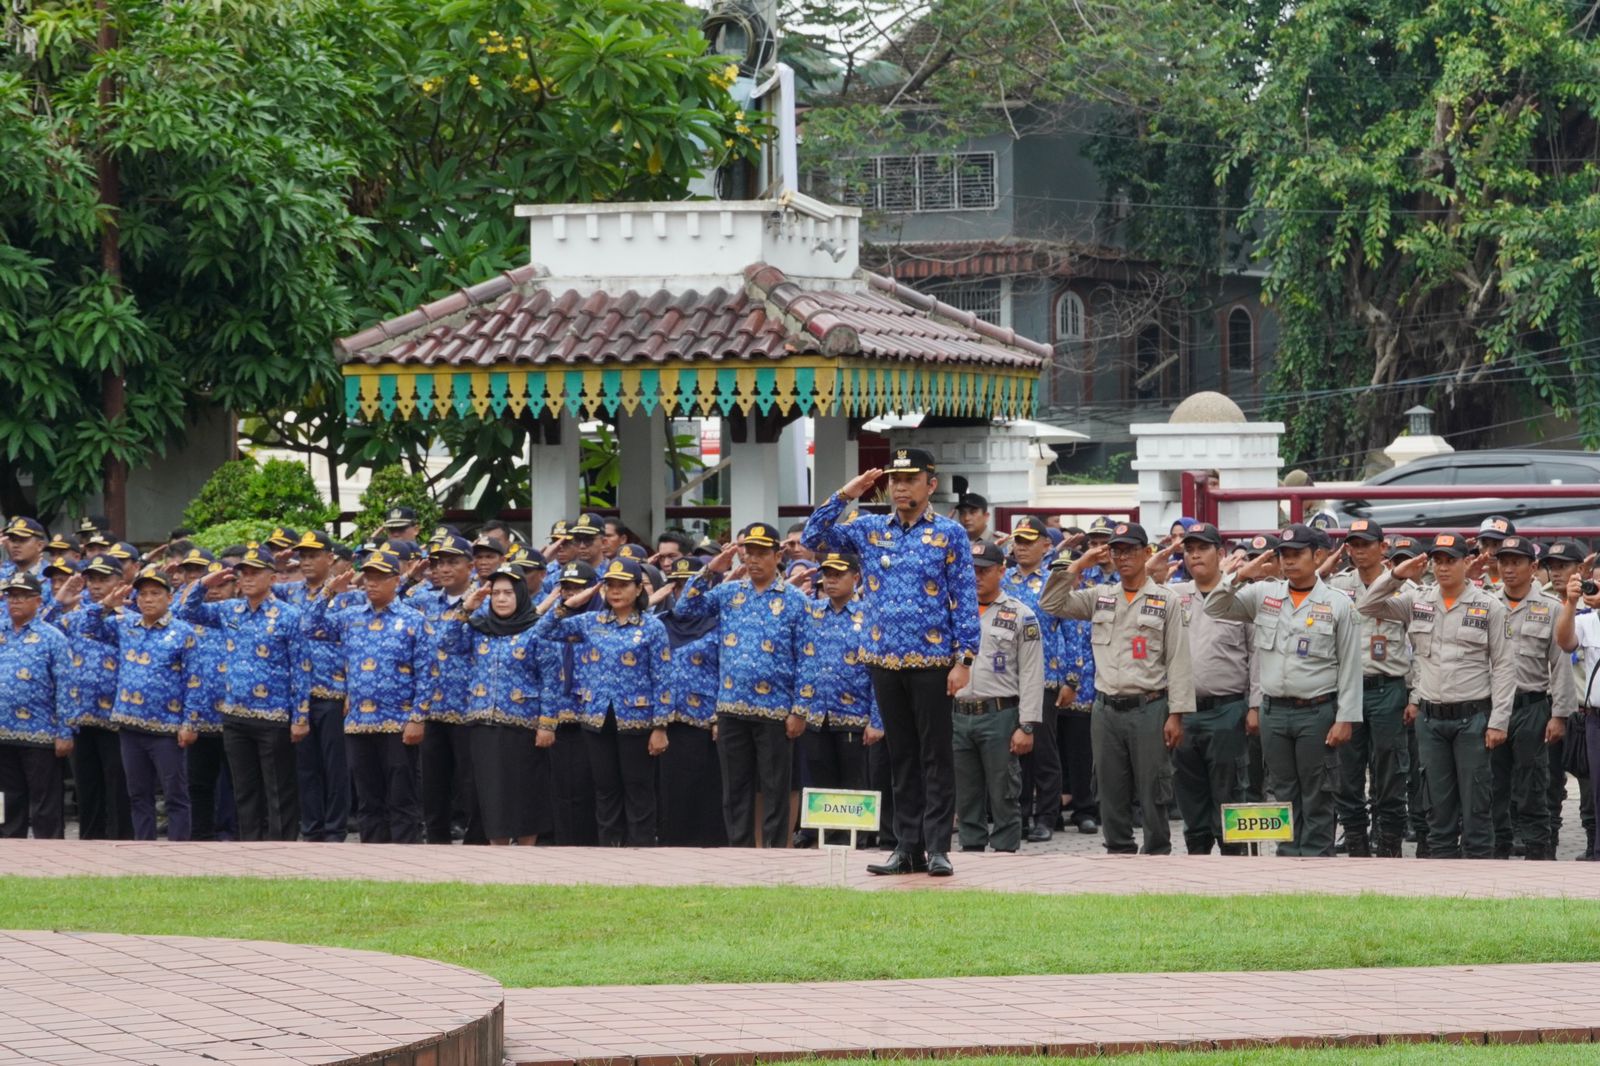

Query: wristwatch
959,651,976,667
1018,723,1035,735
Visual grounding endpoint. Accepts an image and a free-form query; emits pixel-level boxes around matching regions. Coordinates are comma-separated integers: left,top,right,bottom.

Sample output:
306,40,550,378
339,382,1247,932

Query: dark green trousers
1261,698,1338,857
1491,696,1553,855
1172,699,1247,854
1091,697,1173,855
952,706,1021,851
1417,710,1493,859
1336,676,1409,838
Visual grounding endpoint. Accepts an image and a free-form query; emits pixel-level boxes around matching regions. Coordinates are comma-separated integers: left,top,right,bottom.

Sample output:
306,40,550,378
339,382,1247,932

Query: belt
1195,693,1246,712
1583,706,1600,719
1264,693,1335,711
1363,674,1404,690
1420,699,1490,721
1100,690,1167,711
1513,690,1549,709
953,697,1019,716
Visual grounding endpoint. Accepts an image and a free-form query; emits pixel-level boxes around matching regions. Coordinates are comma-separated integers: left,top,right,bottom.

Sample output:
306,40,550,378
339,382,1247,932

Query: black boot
1415,835,1431,859
1374,833,1402,858
1344,826,1371,858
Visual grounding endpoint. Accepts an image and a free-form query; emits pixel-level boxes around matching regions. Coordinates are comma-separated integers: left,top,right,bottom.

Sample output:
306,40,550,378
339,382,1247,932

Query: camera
1583,580,1599,597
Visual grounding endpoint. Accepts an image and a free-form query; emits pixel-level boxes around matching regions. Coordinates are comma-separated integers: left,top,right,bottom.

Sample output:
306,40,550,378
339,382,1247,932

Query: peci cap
971,542,1007,568
818,551,861,572
1011,516,1049,542
738,522,779,548
1345,519,1384,543
956,492,989,512
1107,522,1149,548
4,516,45,540
1428,533,1469,559
383,506,418,530
1495,535,1538,560
1180,522,1223,547
886,446,936,475
599,558,644,585
560,560,598,586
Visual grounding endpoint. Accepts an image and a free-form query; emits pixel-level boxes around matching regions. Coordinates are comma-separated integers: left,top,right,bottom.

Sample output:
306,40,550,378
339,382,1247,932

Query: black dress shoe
1026,825,1053,843
926,852,954,877
1076,816,1099,834
960,844,987,853
867,849,928,875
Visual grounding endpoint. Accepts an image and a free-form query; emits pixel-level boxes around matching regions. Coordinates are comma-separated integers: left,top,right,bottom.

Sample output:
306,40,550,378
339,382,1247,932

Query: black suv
1331,449,1600,531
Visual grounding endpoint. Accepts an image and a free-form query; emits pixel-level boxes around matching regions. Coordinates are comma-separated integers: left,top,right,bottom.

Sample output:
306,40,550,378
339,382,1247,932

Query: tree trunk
97,1,127,537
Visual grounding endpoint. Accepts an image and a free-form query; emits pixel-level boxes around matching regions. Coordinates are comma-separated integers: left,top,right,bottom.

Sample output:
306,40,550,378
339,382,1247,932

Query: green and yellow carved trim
340,358,1039,422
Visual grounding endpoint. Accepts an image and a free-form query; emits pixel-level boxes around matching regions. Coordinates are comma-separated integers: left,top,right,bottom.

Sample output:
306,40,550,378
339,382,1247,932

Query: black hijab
661,571,720,648
468,570,538,638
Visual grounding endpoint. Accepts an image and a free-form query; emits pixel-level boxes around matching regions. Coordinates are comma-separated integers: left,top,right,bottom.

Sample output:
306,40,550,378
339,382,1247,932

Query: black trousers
296,698,351,842
0,742,64,838
717,715,793,848
1020,691,1064,828
186,732,234,841
869,666,955,855
869,737,897,845
584,713,658,846
804,724,872,845
548,723,598,845
657,723,726,847
421,720,485,845
346,732,422,843
1060,704,1099,821
222,716,299,842
72,725,131,839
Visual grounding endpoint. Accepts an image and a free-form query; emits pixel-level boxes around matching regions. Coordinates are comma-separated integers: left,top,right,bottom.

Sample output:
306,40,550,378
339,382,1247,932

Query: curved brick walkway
2,839,1597,899
501,965,1600,1065
0,930,503,1065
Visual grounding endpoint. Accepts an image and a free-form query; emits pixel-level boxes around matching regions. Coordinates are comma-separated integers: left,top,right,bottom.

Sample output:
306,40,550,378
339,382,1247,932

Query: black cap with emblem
1495,535,1537,560
1180,522,1223,547
886,446,936,475
1107,522,1149,548
818,551,861,572
971,542,1007,568
1345,519,1384,543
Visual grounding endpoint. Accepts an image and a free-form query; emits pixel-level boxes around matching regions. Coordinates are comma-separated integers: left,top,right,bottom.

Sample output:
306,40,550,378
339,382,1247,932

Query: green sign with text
800,788,881,831
1221,803,1295,843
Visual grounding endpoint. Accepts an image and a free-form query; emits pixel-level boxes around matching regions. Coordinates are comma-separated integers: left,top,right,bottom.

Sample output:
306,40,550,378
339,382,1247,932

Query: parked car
1331,449,1600,531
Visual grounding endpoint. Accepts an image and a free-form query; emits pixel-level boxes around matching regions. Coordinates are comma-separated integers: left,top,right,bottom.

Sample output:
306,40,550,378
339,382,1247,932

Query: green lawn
803,1051,1600,1066
6,876,1597,988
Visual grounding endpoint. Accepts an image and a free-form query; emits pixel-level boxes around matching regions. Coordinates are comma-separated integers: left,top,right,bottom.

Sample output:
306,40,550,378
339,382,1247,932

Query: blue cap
430,534,473,558
599,557,645,585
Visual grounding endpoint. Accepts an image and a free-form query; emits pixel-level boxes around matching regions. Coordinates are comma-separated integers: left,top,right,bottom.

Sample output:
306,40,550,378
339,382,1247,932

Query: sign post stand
799,787,881,886
1220,801,1294,855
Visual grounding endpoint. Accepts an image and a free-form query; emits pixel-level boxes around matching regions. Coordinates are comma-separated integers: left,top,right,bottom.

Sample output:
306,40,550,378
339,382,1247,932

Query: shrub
183,459,260,529
353,465,441,543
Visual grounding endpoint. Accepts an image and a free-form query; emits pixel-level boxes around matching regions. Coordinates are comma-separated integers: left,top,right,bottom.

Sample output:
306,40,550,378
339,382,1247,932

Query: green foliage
354,465,441,542
1051,451,1134,486
182,457,335,530
186,519,280,555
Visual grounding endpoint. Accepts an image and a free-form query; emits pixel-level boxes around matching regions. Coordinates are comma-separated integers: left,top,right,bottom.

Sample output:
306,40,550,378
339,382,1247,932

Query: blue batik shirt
187,623,227,733
675,574,807,722
57,607,119,729
279,579,361,700
437,618,548,730
407,586,476,723
302,597,434,733
667,629,720,728
797,597,882,732
802,493,982,669
175,586,311,727
0,616,73,746
78,606,204,735
534,609,672,731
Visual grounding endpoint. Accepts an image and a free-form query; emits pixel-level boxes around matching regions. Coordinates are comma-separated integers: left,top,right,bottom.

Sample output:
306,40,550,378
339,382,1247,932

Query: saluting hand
464,583,491,612
1391,553,1430,583
325,570,356,597
1071,545,1111,574
1316,543,1347,578
840,467,885,501
99,582,131,609
200,567,233,591
562,584,599,611
707,542,740,574
1465,554,1488,582
1145,543,1176,582
57,574,84,611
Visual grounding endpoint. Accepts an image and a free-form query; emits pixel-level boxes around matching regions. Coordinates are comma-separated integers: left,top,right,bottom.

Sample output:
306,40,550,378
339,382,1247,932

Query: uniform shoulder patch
1022,622,1041,640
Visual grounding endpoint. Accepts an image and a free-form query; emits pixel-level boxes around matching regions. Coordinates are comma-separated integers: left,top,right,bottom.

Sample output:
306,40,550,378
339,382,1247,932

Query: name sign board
800,788,881,832
1221,802,1294,843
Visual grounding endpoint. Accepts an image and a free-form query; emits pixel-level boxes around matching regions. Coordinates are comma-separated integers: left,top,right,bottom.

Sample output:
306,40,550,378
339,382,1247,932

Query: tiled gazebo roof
337,262,1048,422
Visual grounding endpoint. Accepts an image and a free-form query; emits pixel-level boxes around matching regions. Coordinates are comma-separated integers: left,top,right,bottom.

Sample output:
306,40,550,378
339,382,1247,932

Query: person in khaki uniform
1169,522,1259,855
1325,519,1416,857
1487,536,1574,860
952,542,1045,852
1356,533,1515,859
1039,521,1190,855
1205,523,1361,857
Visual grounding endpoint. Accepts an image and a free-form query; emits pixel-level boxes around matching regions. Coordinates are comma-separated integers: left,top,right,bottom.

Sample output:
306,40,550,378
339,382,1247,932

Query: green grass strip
6,877,1597,989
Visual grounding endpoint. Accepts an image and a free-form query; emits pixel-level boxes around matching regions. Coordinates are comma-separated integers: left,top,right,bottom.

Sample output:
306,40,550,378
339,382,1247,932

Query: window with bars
823,152,998,213
919,281,1004,325
1055,290,1085,342
1226,307,1254,372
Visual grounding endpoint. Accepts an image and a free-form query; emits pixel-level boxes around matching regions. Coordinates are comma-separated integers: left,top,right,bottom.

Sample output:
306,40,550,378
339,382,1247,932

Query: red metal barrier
1193,480,1600,528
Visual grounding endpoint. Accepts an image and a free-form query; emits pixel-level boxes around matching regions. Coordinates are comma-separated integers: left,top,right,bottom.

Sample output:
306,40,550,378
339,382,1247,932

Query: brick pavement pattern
3,839,1597,899
501,965,1600,1065
0,930,503,1065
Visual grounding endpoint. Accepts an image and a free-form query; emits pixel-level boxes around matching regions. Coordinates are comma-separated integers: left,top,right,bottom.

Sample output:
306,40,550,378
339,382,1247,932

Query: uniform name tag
993,652,1006,673
1096,595,1116,611
1370,636,1388,661
1131,636,1148,660
1412,603,1436,622
1463,613,1489,631
1296,636,1311,657
1141,598,1166,618
1263,597,1283,613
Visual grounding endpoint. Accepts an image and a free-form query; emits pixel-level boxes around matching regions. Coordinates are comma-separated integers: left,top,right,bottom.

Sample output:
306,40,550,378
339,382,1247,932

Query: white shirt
1574,611,1600,709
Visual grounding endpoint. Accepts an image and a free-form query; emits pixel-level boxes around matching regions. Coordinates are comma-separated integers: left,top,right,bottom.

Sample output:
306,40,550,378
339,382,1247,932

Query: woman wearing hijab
438,567,551,845
1168,516,1198,583
651,556,727,846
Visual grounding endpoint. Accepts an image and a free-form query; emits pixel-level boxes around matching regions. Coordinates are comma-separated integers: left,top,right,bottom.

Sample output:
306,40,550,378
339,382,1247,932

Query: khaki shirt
1355,571,1516,731
1171,581,1261,706
1496,585,1578,719
954,592,1045,723
1326,570,1415,681
1204,575,1363,724
1039,573,1195,714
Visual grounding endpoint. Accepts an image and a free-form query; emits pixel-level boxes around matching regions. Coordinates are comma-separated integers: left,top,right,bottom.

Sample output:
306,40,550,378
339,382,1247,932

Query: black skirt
469,723,553,840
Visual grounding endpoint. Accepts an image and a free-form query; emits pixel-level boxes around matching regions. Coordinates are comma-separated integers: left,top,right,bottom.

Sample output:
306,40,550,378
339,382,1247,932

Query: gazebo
336,194,1049,537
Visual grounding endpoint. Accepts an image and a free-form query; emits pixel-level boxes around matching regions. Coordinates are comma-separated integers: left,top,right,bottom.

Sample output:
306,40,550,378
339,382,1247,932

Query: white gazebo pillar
1130,392,1283,532
530,413,582,542
811,414,857,502
616,409,667,540
728,436,781,533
